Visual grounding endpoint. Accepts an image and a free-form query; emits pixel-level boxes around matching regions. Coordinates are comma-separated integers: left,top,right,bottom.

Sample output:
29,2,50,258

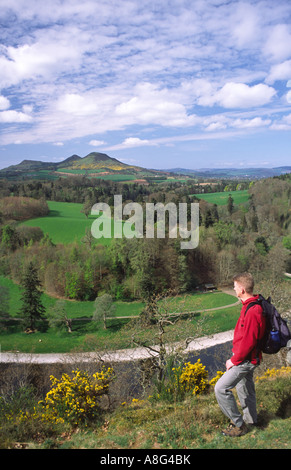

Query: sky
0,0,291,171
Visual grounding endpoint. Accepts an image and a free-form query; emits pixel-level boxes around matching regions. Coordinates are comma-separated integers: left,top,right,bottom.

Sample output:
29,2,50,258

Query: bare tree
47,300,72,333
130,291,207,390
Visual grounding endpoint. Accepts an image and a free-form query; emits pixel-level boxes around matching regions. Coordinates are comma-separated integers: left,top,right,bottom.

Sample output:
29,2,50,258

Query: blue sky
0,0,291,170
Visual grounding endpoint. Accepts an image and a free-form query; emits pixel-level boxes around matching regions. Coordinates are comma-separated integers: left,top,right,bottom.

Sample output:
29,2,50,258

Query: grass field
0,275,239,353
21,201,118,245
57,168,144,182
193,189,249,206
21,192,250,247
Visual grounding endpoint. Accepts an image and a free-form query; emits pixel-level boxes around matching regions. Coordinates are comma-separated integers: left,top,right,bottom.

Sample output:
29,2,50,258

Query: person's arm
231,304,262,366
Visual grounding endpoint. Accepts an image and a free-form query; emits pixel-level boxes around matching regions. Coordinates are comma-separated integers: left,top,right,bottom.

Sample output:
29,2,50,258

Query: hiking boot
222,422,249,437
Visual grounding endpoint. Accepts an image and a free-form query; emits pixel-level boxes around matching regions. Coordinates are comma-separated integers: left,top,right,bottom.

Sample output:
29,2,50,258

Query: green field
0,275,239,353
57,168,106,174
0,275,236,320
0,273,145,319
56,168,139,182
193,189,249,206
21,201,119,245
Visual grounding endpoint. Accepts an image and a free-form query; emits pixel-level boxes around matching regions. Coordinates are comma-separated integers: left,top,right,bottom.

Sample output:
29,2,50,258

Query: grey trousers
214,360,258,427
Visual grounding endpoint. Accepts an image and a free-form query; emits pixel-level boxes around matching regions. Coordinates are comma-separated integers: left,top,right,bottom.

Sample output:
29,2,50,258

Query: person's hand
226,359,234,370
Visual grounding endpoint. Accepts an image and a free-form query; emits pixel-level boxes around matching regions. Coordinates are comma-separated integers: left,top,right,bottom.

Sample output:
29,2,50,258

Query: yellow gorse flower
255,366,291,383
40,367,114,426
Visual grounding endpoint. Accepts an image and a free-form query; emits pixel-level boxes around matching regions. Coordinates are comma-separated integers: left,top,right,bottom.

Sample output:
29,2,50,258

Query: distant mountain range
165,166,291,179
0,152,290,180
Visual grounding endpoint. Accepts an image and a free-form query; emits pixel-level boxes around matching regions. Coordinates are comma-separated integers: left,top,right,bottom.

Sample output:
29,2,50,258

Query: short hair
233,272,254,294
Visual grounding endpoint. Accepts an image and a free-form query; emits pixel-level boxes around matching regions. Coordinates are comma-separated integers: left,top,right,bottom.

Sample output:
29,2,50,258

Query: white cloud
264,24,291,61
57,94,99,116
205,121,227,132
122,137,151,147
266,60,291,84
231,117,271,129
22,104,33,114
230,2,261,49
115,82,197,127
89,140,106,146
0,96,10,111
0,25,85,90
0,110,32,123
193,80,276,109
212,82,276,109
0,0,291,154
270,113,291,130
203,115,271,132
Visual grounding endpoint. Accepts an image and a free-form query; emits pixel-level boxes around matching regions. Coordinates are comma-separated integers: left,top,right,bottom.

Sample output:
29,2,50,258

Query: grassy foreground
1,366,290,449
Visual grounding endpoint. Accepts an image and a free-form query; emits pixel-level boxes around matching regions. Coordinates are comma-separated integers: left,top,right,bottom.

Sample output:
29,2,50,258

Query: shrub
40,367,115,427
152,359,222,403
255,367,291,419
209,370,224,387
0,385,60,447
176,360,209,396
255,366,291,383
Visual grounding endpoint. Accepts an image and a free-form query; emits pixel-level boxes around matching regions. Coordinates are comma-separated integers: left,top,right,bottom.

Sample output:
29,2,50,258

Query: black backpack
245,294,291,355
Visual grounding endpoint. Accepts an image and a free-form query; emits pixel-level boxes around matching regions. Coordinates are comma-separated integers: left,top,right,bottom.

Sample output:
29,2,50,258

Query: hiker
214,272,266,437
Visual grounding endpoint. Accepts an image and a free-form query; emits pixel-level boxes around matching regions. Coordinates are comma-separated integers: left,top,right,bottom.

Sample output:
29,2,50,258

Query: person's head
233,272,254,300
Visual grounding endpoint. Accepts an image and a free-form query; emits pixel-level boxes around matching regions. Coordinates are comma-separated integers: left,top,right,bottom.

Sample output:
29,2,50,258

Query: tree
227,194,234,215
204,209,214,228
1,225,19,251
93,294,115,329
213,221,234,248
82,227,94,249
47,300,72,333
19,262,46,331
131,292,207,392
0,285,10,331
81,198,92,218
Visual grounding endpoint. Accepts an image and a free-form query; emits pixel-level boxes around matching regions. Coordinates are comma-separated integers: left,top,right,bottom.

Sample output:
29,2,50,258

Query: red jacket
232,295,266,365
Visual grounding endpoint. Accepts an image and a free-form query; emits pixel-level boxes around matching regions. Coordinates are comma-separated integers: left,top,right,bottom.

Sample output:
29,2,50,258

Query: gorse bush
151,359,224,403
0,368,115,430
178,360,209,395
255,366,291,383
41,367,115,426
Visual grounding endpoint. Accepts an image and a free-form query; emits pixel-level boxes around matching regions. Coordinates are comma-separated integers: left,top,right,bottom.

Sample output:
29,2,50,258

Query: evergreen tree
227,194,234,215
20,262,46,331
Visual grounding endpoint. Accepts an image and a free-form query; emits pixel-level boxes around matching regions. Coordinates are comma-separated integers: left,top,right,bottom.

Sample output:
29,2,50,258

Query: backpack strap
243,299,263,365
244,300,261,317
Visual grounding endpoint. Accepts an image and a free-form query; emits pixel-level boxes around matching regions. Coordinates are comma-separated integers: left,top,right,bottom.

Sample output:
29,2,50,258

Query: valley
0,153,290,356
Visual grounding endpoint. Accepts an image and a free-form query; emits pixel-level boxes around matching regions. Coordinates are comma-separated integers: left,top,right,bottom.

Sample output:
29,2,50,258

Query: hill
0,152,133,172
166,166,291,179
0,152,166,180
1,153,291,181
